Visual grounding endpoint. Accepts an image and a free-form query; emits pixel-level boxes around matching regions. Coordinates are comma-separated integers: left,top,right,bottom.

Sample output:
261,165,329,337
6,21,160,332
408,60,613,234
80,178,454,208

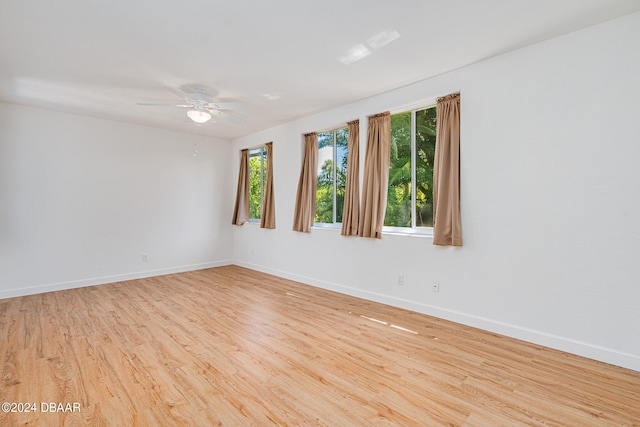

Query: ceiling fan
138,85,245,124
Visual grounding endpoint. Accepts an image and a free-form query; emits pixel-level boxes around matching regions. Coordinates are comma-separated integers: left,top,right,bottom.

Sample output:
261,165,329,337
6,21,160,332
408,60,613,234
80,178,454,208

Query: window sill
382,227,434,238
312,223,342,231
311,223,433,238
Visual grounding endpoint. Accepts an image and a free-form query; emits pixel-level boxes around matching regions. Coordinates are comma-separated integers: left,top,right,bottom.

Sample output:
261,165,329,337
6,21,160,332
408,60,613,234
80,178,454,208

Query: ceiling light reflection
390,324,418,334
367,30,401,49
360,314,418,334
360,315,387,325
340,44,371,65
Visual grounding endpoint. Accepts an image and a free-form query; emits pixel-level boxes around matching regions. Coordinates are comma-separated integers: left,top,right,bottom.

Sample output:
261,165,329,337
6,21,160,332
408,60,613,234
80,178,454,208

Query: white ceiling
2,1,639,140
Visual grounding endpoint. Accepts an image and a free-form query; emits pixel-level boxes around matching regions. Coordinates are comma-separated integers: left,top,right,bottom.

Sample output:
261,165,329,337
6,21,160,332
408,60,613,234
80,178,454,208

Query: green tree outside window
315,128,348,224
249,147,266,220
385,107,436,228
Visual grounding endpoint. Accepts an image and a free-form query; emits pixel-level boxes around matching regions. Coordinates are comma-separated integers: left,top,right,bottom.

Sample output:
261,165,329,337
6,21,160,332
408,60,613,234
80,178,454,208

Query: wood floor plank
1,265,639,426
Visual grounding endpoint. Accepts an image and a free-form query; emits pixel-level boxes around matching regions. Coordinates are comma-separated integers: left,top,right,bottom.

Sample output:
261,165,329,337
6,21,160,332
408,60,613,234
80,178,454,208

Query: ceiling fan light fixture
187,109,211,124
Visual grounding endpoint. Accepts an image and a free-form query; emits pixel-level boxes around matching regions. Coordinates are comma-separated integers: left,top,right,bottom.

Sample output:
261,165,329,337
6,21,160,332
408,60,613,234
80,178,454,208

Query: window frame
248,145,267,223
314,126,348,227
382,104,436,237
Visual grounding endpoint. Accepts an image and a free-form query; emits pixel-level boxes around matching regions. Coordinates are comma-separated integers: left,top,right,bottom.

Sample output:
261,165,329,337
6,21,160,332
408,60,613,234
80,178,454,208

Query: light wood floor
1,266,639,426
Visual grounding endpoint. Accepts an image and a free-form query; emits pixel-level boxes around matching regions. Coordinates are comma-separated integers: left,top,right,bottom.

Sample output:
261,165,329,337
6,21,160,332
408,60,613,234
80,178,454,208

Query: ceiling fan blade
207,101,245,111
216,110,246,125
137,102,182,106
166,86,189,100
137,102,195,108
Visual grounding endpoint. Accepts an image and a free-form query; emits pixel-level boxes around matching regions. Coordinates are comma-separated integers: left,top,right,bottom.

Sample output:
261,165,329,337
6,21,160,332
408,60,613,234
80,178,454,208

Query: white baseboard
0,260,232,300
234,260,640,373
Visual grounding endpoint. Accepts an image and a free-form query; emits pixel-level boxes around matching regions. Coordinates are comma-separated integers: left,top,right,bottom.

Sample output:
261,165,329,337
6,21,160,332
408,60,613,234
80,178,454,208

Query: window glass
335,128,348,223
385,112,412,227
385,106,437,229
315,127,349,224
249,147,266,220
415,107,436,227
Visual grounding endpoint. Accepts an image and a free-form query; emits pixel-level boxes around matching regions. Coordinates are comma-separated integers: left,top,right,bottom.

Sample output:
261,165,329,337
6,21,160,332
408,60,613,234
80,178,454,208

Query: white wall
231,12,640,371
0,103,233,297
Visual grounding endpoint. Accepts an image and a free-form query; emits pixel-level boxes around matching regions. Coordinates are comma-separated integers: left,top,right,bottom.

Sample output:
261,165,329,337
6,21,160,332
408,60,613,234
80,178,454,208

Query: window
248,146,266,221
315,127,348,224
385,106,437,230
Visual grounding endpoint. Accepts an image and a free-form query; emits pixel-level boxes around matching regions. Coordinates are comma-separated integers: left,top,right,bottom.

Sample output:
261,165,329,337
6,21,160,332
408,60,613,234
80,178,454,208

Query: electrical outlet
142,253,149,262
398,275,404,286
432,281,440,293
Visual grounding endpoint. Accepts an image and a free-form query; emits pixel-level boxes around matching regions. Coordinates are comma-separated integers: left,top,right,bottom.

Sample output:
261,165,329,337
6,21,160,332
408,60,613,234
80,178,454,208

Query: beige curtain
433,93,462,246
358,112,391,239
260,142,276,229
341,119,360,236
292,133,318,232
232,149,249,225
